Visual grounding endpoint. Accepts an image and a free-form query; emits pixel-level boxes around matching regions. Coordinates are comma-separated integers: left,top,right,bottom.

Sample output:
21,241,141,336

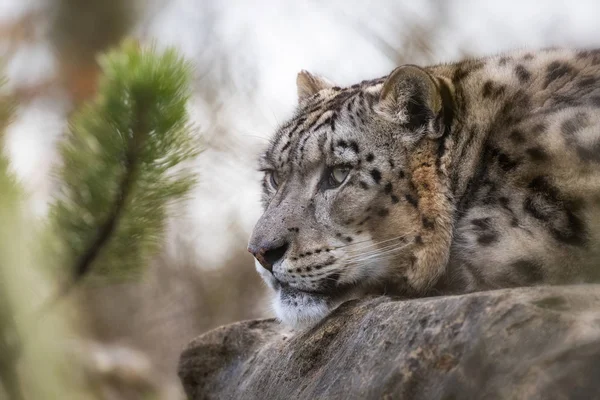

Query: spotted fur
249,49,600,327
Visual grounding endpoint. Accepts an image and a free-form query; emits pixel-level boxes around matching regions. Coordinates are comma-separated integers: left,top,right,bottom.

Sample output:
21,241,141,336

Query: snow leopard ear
377,65,452,140
296,70,335,102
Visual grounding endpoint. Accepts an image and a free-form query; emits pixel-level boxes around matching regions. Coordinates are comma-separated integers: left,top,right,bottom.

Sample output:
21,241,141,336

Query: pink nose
247,241,289,272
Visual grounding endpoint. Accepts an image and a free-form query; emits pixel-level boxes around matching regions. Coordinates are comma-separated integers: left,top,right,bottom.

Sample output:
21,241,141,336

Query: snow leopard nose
248,240,290,272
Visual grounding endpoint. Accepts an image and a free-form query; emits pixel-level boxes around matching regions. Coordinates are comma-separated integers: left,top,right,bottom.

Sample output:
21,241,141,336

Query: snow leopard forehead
261,77,388,175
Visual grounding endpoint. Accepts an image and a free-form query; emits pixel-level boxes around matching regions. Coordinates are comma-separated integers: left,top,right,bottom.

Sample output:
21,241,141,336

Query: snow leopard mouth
253,259,358,326
277,273,355,299
279,283,331,304
272,281,358,327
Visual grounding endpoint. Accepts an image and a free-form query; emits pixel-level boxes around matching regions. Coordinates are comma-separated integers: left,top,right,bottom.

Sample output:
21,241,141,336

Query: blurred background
2,0,600,398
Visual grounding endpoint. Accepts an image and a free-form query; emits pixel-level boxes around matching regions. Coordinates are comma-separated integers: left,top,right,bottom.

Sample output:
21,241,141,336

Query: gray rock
178,285,600,400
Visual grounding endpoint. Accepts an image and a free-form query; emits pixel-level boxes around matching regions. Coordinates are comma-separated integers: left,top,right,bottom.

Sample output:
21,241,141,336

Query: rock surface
178,285,600,400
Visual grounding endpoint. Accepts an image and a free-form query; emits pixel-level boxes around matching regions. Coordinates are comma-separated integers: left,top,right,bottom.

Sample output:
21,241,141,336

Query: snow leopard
248,48,600,326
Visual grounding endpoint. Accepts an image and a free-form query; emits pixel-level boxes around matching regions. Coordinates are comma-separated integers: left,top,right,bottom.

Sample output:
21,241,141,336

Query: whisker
344,240,411,260
346,242,411,265
328,237,376,249
344,256,398,273
315,276,342,284
240,134,271,143
331,234,409,251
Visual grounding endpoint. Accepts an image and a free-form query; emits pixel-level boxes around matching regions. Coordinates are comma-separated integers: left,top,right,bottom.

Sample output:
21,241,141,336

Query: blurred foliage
50,40,198,285
0,41,200,399
49,0,139,103
0,77,88,400
0,76,22,400
49,0,137,61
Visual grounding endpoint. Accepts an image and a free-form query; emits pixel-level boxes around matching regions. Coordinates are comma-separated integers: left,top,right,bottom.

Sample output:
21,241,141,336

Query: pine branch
72,96,147,280
49,40,199,288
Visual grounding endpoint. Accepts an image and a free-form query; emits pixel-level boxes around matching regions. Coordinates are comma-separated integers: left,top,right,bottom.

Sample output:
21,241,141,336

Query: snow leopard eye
267,171,280,190
327,166,350,189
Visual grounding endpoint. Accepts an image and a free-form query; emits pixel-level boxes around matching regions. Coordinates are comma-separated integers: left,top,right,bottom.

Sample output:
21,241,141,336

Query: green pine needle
50,40,199,283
